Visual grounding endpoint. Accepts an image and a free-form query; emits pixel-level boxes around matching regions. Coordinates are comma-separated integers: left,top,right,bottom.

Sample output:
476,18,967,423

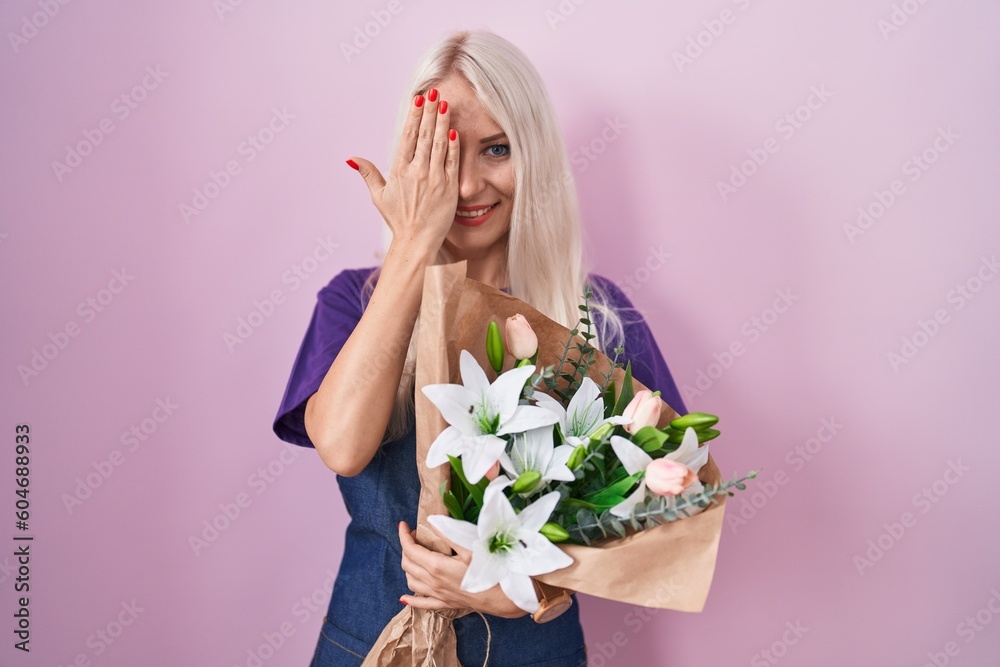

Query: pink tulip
645,458,698,496
485,460,501,481
622,389,661,434
505,314,538,360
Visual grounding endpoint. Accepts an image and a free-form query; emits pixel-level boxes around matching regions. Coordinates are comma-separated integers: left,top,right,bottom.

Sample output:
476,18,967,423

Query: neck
442,241,508,291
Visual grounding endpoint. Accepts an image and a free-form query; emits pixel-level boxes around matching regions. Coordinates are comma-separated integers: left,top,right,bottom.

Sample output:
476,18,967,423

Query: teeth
456,204,494,218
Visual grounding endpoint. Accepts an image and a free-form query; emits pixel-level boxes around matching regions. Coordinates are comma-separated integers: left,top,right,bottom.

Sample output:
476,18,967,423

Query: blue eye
486,144,510,157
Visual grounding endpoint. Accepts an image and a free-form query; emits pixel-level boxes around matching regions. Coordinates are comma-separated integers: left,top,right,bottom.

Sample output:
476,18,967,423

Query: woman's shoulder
319,265,380,296
314,265,381,317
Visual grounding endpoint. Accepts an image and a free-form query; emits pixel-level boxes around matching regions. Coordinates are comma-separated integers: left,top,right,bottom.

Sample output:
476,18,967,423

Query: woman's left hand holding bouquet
397,521,529,619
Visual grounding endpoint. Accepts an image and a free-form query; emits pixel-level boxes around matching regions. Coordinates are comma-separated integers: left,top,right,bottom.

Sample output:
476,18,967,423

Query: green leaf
583,492,627,509
584,471,642,500
633,425,669,452
442,491,464,520
580,471,642,508
560,497,599,509
448,455,485,506
611,361,635,417
603,380,616,418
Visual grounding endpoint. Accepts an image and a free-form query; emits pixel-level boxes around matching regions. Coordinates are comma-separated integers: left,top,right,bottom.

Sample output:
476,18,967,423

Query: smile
454,202,499,226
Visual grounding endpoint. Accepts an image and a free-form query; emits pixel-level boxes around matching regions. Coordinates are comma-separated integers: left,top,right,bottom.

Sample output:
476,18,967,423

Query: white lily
422,349,560,484
427,477,574,613
499,424,575,493
608,427,710,518
532,376,632,447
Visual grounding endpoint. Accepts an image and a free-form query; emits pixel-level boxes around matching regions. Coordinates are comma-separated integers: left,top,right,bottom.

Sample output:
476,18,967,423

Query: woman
273,30,687,666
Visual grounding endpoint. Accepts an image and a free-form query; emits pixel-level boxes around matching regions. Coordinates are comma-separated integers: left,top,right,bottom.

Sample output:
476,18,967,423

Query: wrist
530,579,574,623
389,233,441,260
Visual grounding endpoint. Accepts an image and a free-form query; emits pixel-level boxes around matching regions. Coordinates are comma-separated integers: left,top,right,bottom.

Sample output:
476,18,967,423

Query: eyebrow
479,132,508,144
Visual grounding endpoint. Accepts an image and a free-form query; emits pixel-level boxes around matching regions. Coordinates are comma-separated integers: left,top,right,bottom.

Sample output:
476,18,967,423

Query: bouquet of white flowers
361,260,756,666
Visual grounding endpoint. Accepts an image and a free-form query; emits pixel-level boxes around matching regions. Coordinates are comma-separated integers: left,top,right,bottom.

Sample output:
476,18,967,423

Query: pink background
3,1,999,665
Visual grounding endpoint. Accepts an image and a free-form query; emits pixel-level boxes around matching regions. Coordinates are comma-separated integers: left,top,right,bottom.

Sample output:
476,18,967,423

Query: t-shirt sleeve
272,268,371,448
589,274,689,416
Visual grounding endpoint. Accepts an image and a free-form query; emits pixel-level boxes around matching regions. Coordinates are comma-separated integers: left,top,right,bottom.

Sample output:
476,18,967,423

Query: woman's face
433,74,514,261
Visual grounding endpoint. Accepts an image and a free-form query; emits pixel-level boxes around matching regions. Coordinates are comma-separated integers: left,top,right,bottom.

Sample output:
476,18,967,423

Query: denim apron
308,424,589,666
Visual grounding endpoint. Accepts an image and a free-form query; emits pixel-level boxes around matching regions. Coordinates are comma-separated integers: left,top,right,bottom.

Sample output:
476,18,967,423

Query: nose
458,153,485,202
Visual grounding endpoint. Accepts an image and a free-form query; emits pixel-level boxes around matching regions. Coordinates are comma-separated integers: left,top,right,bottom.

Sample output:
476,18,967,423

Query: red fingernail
346,159,359,170
415,95,424,108
438,100,448,114
449,129,457,141
400,597,408,605
427,88,438,102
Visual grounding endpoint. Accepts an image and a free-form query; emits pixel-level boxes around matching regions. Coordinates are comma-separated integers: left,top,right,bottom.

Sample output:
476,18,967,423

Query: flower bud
512,470,542,494
485,460,501,481
539,521,570,542
505,314,538,361
587,422,615,444
566,445,587,470
486,320,504,373
644,458,698,496
623,390,661,434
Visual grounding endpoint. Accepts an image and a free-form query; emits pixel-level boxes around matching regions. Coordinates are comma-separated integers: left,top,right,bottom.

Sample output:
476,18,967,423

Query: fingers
345,157,385,200
400,521,466,572
395,93,425,168
427,520,471,562
428,97,451,172
401,593,453,611
444,127,459,181
398,521,433,580
399,521,444,575
398,520,470,601
410,87,441,167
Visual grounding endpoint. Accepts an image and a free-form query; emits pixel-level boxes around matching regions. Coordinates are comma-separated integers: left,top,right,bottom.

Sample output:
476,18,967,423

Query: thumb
346,157,385,195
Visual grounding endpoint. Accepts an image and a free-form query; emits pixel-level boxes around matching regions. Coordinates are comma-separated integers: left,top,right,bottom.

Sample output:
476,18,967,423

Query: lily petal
516,491,561,534
609,479,648,518
460,540,505,592
421,384,479,436
426,514,480,552
477,477,518,540
497,404,560,435
610,435,653,475
508,532,574,575
499,572,541,614
531,391,567,423
497,451,519,478
461,435,508,484
490,364,537,425
545,444,576,482
670,427,709,474
566,377,600,431
603,415,633,426
425,426,466,467
458,349,490,396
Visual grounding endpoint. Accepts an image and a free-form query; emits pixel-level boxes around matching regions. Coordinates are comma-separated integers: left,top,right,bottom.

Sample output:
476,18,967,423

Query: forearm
305,235,438,475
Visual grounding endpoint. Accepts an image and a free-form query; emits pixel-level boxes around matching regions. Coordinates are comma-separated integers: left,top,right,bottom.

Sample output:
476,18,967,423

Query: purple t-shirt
272,266,687,448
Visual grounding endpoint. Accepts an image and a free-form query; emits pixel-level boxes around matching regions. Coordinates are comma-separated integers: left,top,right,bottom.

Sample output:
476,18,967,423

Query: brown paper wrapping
362,260,727,665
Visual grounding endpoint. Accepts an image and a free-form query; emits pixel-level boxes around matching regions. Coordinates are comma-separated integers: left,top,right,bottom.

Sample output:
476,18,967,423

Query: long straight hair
360,30,627,445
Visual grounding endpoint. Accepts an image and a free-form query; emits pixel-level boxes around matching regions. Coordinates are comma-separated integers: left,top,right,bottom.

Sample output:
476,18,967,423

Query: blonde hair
361,30,627,445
